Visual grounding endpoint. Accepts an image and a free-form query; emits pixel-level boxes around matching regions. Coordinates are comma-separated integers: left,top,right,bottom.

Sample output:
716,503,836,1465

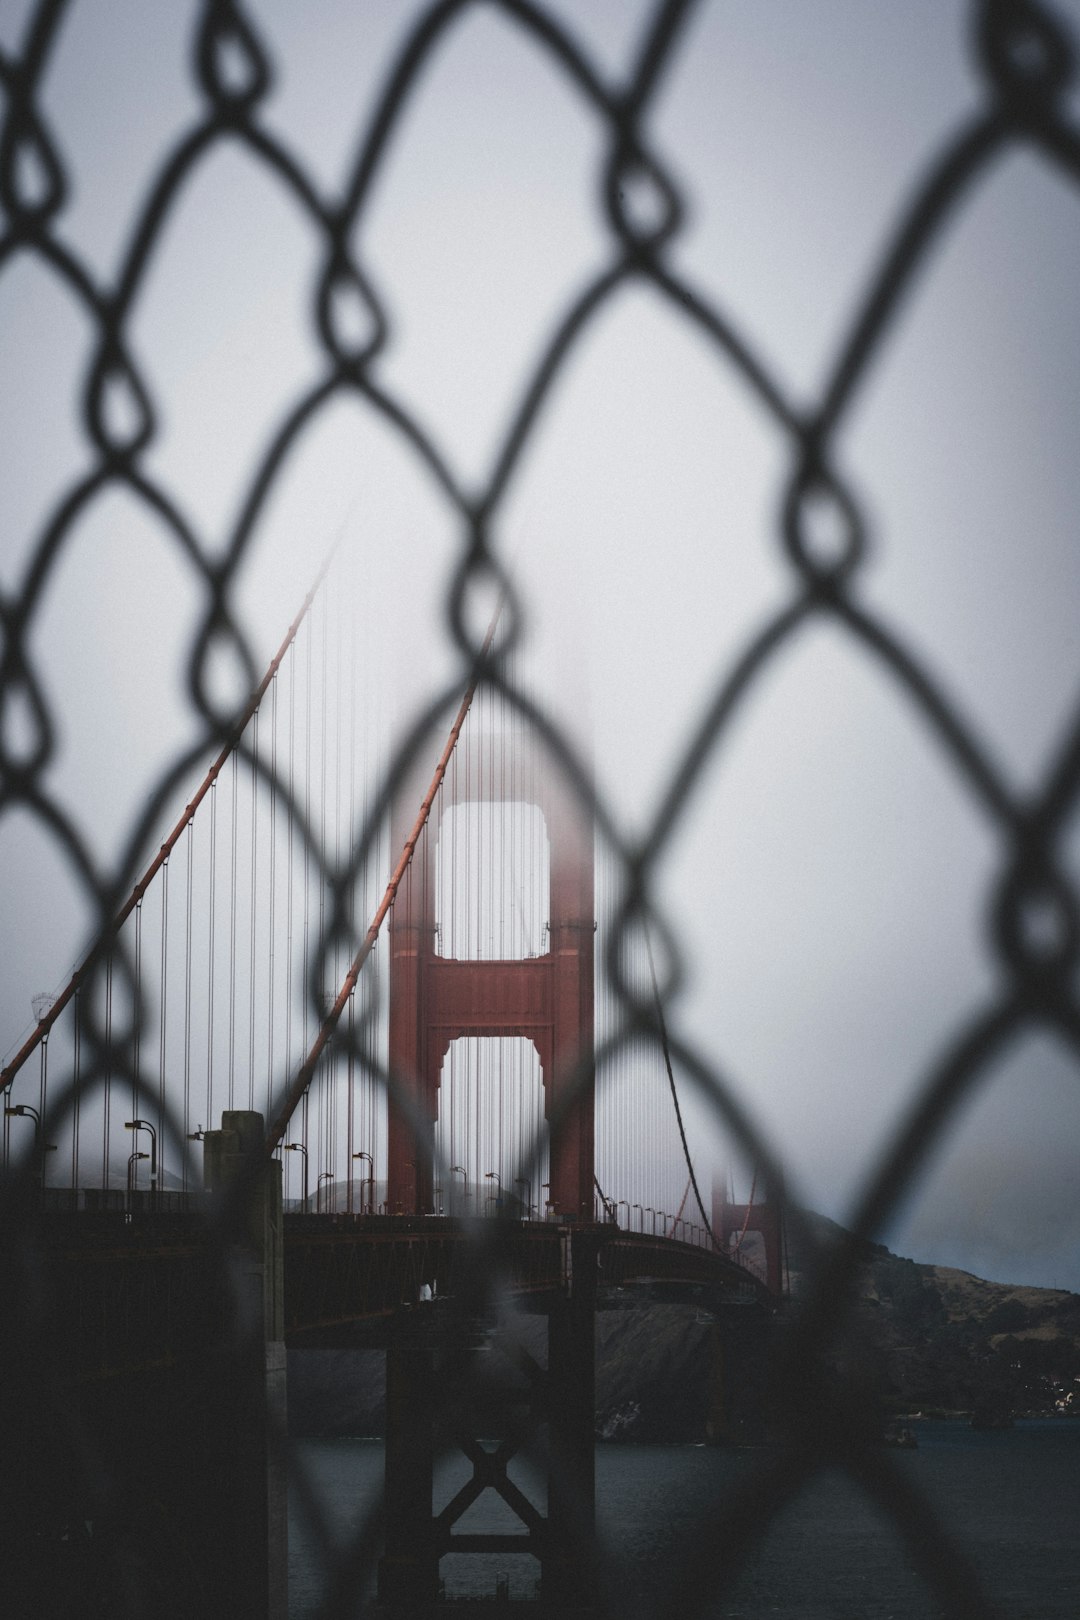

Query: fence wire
2,1,1080,1617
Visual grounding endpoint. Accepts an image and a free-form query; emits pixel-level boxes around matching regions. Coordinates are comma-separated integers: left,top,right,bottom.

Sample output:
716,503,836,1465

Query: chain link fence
2,1,1080,1615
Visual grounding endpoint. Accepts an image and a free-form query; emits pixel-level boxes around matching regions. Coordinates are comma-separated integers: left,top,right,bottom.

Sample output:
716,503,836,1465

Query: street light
616,1199,629,1229
6,1103,57,1189
352,1150,374,1215
317,1170,334,1214
124,1120,158,1204
645,1206,656,1236
450,1164,468,1214
632,1203,643,1233
484,1169,501,1214
284,1142,308,1210
127,1150,148,1199
514,1177,532,1219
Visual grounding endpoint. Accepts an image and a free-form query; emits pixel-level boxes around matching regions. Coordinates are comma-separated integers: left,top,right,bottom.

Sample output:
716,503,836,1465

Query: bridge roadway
12,1207,765,1383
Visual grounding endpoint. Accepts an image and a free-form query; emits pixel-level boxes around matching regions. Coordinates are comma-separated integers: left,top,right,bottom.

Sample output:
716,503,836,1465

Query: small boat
882,1423,918,1449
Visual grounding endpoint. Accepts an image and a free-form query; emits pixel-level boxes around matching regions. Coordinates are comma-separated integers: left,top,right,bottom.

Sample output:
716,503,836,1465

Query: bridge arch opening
435,800,551,961
435,1035,548,1217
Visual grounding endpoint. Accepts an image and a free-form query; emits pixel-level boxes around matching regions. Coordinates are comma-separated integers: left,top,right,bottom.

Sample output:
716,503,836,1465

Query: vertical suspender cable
183,820,194,1185
249,711,259,1111
38,1033,48,1190
158,857,169,1193
267,674,278,1119
264,597,504,1155
71,988,81,1191
0,565,329,1122
316,591,327,1190
132,900,142,1131
346,984,354,1215
302,610,312,1171
228,748,238,1111
284,638,295,1177
346,585,356,1204
333,580,344,1198
206,780,217,1130
102,954,113,1190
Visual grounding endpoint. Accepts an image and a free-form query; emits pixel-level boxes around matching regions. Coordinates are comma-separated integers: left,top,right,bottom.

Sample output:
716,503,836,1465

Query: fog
2,0,1079,1287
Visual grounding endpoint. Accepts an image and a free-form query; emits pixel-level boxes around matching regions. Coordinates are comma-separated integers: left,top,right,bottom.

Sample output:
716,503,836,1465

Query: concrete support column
706,1305,771,1446
545,1228,598,1608
202,1110,288,1620
378,1339,439,1609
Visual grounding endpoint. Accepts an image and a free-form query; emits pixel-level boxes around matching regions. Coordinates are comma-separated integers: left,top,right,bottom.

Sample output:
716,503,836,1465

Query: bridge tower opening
435,1035,549,1217
386,733,594,1219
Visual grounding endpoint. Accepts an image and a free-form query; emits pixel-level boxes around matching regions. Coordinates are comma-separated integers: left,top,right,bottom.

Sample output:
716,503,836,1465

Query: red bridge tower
386,735,594,1219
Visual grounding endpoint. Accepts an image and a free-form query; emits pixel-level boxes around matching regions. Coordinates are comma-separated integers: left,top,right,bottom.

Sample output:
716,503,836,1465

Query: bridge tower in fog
713,1179,785,1297
387,733,595,1219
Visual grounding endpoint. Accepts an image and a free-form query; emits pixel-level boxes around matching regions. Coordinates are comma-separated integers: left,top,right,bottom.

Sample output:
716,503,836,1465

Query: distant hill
287,1216,1080,1440
782,1210,1080,1423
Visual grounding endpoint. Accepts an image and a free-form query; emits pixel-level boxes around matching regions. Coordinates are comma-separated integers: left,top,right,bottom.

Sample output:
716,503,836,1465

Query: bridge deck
3,1209,767,1380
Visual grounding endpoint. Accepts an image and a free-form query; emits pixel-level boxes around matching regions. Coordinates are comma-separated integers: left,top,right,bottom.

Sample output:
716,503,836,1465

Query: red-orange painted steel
713,1183,785,1297
387,746,595,1220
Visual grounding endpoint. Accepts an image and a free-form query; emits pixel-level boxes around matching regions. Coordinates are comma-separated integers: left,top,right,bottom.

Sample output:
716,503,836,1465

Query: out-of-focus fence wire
1,2,1079,1616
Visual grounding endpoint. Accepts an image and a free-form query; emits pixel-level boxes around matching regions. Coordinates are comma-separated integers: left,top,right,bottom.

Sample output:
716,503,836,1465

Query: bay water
289,1420,1080,1617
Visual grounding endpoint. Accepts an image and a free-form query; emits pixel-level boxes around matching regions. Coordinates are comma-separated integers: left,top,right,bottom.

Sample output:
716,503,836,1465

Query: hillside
288,1219,1080,1440
785,1213,1080,1422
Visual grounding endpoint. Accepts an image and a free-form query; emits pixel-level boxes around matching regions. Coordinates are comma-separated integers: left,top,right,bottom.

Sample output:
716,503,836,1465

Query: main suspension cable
0,558,331,1097
643,922,716,1249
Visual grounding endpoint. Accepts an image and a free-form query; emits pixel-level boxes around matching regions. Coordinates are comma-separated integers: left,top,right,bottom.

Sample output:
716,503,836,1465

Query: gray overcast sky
3,0,1080,1287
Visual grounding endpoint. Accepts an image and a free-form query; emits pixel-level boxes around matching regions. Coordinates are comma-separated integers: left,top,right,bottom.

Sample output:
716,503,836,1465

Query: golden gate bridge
0,559,779,1617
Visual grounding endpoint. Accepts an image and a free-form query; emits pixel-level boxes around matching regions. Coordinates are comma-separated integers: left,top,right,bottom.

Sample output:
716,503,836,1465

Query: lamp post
317,1170,334,1214
645,1206,656,1236
514,1177,532,1219
484,1169,501,1214
284,1142,308,1210
450,1164,468,1215
124,1119,158,1205
616,1199,629,1229
127,1150,148,1199
4,1103,55,1188
352,1150,374,1215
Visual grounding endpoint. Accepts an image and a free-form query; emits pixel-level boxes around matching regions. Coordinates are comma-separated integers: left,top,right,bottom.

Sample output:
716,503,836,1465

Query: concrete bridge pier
201,1110,288,1620
543,1233,598,1611
706,1303,773,1446
379,1334,440,1606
